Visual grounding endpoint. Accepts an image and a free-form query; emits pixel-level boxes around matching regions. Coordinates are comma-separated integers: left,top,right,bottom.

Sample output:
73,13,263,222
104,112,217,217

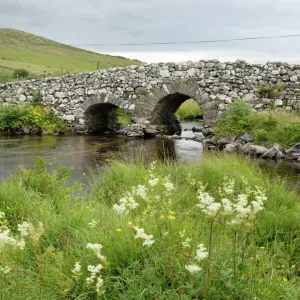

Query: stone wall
0,59,300,134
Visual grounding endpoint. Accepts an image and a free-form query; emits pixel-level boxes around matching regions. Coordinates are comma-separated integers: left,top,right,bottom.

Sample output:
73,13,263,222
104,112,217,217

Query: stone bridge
1,59,300,135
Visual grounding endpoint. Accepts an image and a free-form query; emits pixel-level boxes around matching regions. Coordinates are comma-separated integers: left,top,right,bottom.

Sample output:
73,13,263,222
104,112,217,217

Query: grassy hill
0,28,141,82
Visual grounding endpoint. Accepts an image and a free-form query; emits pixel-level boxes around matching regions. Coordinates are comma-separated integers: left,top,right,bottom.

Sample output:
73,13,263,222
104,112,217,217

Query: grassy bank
214,100,300,148
0,28,141,83
175,99,203,121
0,155,299,299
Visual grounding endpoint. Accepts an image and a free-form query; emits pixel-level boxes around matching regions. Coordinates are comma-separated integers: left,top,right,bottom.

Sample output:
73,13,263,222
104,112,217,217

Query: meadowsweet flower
0,230,17,249
182,238,192,248
148,178,159,186
88,220,98,228
136,185,147,199
96,276,104,294
133,226,155,247
0,212,5,219
0,266,11,274
195,244,208,261
164,181,174,192
203,202,222,217
17,239,26,250
113,203,128,215
17,222,30,237
113,195,138,215
185,264,202,274
72,262,82,280
86,243,106,261
221,198,234,215
28,222,44,244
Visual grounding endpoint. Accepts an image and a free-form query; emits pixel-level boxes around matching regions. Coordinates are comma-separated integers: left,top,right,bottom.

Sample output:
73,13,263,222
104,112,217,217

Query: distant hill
0,28,141,78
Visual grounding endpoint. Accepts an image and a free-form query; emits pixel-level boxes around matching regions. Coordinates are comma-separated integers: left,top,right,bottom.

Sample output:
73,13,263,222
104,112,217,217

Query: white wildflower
136,185,147,199
0,212,5,219
221,198,234,215
86,243,106,261
182,238,192,248
195,244,209,262
185,264,202,274
164,181,174,192
0,230,17,249
133,226,155,247
72,262,82,280
96,276,104,294
203,202,222,217
86,277,94,285
17,239,26,250
0,266,11,274
17,222,30,237
148,178,159,186
113,203,128,215
196,191,215,208
88,220,98,228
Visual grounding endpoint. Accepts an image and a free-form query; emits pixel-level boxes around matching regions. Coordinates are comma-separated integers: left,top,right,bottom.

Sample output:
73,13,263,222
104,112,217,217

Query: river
0,122,300,185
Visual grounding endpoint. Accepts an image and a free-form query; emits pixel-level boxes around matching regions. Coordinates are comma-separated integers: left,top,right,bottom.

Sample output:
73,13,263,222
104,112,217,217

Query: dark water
0,122,300,185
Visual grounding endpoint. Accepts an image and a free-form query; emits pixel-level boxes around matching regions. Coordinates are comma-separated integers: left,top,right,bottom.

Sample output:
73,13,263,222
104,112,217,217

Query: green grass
0,155,299,299
0,68,14,83
117,109,131,128
175,99,203,120
0,28,141,81
214,100,300,148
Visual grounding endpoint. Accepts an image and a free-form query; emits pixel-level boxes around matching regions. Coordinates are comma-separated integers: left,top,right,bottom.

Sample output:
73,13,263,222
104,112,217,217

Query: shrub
31,90,43,106
214,100,300,148
0,104,67,135
13,69,29,79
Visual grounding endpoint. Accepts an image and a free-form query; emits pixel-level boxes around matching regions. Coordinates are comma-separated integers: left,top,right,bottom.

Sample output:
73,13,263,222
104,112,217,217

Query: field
0,155,299,299
0,28,141,80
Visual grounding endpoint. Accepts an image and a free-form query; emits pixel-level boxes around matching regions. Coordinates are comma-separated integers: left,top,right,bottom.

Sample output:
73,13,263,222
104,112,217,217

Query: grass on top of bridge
0,28,141,82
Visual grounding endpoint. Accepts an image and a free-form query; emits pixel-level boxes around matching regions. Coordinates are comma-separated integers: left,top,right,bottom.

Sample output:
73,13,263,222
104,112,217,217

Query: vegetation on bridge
0,156,299,299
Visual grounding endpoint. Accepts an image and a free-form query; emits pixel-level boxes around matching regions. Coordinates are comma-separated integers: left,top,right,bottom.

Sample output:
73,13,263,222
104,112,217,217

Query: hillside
0,28,141,80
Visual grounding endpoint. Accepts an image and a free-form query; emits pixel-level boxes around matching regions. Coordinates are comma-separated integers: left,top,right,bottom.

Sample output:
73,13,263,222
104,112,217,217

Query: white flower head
17,222,30,237
185,264,202,274
86,243,106,261
195,244,208,262
148,178,159,186
72,261,82,280
136,185,147,199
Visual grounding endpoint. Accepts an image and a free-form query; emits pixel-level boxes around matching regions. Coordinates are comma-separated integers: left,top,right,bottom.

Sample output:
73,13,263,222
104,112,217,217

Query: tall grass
175,99,203,120
0,68,13,83
214,100,300,148
0,156,299,298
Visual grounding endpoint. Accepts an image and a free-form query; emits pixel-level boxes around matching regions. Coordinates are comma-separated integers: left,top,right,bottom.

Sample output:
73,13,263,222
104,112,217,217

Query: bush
0,104,67,135
13,68,29,79
214,100,300,148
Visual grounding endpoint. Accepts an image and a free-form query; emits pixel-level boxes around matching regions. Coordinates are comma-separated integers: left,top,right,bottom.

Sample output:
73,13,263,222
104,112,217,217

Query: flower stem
233,230,238,284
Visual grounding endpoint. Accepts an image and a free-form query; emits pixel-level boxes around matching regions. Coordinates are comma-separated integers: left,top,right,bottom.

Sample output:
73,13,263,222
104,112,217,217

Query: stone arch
82,94,132,134
132,80,219,134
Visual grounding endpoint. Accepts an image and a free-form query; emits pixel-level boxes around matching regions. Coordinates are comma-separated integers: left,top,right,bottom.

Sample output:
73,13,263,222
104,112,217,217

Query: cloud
1,0,300,63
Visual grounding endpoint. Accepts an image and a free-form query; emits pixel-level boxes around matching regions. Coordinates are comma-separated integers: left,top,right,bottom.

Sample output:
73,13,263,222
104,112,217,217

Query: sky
1,0,300,63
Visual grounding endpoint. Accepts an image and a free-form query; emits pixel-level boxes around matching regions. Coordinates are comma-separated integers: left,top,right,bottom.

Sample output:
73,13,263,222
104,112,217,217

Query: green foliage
214,100,300,148
13,68,29,79
0,104,67,135
0,105,28,135
175,99,203,120
0,68,13,83
31,90,43,106
117,108,131,127
0,156,299,298
257,84,286,98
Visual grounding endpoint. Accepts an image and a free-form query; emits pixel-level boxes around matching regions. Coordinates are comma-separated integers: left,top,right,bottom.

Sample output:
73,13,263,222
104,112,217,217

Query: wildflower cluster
0,212,44,251
185,243,209,274
133,226,155,247
196,178,267,225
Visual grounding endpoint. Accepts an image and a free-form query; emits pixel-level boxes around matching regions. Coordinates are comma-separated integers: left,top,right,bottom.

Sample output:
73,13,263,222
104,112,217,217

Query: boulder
216,138,232,148
224,143,237,153
240,133,254,143
194,132,205,142
261,144,284,159
243,144,269,157
285,143,300,160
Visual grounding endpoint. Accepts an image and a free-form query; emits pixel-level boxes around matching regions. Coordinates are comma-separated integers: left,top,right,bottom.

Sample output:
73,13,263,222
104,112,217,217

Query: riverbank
0,156,299,299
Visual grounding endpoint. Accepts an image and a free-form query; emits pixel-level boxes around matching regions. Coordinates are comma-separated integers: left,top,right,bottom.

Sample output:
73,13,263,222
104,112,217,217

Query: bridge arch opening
151,92,203,135
85,103,130,134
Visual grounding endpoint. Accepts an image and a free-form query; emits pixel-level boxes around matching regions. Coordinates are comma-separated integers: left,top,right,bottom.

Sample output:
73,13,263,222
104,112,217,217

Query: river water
0,122,300,185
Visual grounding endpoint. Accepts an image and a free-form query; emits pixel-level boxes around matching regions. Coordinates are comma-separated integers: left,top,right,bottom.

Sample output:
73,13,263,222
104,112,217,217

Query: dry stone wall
1,59,300,134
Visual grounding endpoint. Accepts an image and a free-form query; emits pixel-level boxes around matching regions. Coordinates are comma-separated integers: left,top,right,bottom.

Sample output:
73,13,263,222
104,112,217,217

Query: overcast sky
1,0,300,63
